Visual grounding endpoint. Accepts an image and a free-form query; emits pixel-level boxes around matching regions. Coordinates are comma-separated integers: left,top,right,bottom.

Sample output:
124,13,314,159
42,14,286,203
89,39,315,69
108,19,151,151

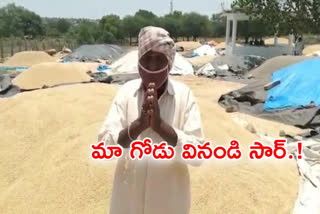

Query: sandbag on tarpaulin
196,55,265,81
265,58,320,110
210,55,265,75
218,56,320,129
63,44,125,63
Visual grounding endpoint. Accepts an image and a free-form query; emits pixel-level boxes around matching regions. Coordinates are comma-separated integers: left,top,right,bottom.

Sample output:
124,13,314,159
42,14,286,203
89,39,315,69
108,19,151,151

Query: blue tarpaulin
0,66,28,72
97,65,110,72
264,58,320,110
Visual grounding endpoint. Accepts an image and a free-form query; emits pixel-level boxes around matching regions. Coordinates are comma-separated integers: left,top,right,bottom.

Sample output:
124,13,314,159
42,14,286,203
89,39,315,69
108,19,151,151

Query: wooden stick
264,79,281,90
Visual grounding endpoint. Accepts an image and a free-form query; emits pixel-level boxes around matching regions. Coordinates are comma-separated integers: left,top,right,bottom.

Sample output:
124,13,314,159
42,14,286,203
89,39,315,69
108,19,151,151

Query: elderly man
98,26,204,214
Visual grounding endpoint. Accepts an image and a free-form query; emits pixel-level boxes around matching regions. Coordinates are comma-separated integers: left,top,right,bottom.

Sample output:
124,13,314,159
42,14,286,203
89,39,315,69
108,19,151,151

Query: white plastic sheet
287,139,320,214
110,50,194,76
195,63,215,77
193,45,217,57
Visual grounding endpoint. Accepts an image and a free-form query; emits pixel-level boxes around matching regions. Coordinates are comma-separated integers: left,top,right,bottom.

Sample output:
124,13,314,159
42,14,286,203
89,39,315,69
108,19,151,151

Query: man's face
139,50,169,89
139,50,168,71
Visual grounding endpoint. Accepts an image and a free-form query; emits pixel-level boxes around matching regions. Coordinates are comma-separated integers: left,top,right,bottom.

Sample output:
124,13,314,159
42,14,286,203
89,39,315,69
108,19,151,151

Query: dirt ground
0,76,299,214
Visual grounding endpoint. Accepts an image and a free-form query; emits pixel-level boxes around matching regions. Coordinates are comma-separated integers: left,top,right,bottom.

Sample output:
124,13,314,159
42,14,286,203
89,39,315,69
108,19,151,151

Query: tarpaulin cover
218,56,320,129
265,58,320,110
192,45,217,57
195,55,266,81
0,74,20,97
0,66,28,73
63,44,125,63
0,75,12,92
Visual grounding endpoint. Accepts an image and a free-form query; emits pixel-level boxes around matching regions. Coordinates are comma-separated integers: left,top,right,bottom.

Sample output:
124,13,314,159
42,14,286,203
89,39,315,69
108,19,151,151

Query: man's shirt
98,78,204,214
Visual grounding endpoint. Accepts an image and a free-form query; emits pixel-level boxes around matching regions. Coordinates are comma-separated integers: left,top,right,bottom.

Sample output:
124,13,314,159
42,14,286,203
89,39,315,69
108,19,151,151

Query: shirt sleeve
173,88,205,167
97,87,127,146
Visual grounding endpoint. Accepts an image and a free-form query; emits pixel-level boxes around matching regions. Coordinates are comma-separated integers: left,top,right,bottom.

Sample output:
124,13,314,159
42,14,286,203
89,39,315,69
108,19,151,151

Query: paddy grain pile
0,76,298,214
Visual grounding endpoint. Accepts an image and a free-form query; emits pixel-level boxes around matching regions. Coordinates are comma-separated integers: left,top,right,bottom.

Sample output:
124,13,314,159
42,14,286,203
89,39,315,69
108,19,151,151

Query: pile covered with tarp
192,45,217,57
264,58,320,110
0,74,20,98
63,44,124,63
196,55,265,80
219,56,320,132
288,138,320,213
107,50,194,83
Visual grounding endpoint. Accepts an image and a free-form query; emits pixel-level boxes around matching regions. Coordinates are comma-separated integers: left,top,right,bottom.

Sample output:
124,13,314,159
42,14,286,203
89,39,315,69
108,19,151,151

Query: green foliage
282,0,320,35
134,10,161,32
0,3,44,38
160,11,184,39
0,3,217,44
182,12,211,40
211,14,226,37
56,19,71,34
100,15,122,40
4,2,318,45
75,21,97,45
45,18,71,37
121,15,140,43
233,0,320,37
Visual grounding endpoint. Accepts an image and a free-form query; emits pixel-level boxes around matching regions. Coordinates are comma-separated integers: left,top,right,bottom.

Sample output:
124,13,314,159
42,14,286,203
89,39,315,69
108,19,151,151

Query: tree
233,0,284,37
0,4,44,38
134,10,160,30
282,0,320,36
56,19,71,35
310,0,320,33
211,14,226,37
97,31,116,43
100,14,122,40
75,21,98,45
121,15,140,45
233,0,320,37
45,19,60,37
182,12,211,40
159,11,183,41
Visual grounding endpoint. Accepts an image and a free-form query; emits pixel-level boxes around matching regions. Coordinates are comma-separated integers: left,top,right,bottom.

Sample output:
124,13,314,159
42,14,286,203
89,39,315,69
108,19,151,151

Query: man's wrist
154,119,178,147
154,119,165,134
130,119,146,139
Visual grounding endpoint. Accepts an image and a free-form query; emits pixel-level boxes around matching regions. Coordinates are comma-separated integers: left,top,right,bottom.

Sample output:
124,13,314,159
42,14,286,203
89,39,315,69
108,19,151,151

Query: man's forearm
155,120,178,147
117,120,145,148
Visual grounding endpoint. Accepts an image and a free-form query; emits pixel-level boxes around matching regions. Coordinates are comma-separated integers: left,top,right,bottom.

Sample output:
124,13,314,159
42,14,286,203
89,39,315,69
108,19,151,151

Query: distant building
221,12,294,59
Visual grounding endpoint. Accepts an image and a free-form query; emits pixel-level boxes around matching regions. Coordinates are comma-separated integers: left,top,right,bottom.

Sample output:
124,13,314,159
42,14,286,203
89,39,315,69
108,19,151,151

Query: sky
0,0,233,19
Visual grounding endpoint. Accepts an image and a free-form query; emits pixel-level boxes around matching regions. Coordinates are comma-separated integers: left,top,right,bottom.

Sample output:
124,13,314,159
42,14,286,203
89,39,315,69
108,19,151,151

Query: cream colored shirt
98,78,204,214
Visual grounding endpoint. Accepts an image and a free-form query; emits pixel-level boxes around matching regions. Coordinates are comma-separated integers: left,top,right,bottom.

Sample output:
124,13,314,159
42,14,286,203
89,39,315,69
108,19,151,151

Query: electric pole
170,0,174,14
